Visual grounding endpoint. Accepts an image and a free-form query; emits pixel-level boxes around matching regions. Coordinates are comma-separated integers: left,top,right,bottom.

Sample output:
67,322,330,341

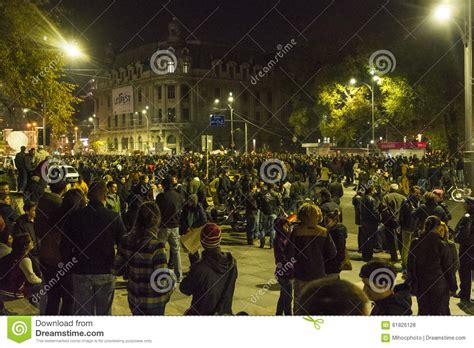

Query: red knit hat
200,223,222,249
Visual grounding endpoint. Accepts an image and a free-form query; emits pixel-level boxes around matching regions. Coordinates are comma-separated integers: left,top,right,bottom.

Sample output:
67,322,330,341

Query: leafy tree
0,0,81,137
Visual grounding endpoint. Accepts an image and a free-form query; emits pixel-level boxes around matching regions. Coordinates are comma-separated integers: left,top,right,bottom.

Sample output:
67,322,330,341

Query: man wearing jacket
14,146,28,193
180,223,238,315
455,197,474,306
360,186,379,262
156,175,185,281
64,182,126,315
380,184,406,262
399,186,421,272
257,184,281,248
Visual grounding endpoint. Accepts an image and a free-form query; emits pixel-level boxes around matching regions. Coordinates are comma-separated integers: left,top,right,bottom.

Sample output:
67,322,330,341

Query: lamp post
349,74,381,146
215,93,238,151
433,1,473,186
142,106,150,154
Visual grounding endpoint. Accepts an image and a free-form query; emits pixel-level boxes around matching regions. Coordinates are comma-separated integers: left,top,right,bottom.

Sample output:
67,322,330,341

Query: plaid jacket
112,229,172,309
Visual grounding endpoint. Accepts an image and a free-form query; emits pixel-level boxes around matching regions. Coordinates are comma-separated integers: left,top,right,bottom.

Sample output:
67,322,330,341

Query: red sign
378,142,427,150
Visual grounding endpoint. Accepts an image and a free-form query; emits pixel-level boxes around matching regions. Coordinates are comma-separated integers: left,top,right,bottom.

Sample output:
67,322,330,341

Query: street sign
210,114,225,126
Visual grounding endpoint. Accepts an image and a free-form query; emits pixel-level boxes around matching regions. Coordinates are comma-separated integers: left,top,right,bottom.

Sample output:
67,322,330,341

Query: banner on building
112,86,134,115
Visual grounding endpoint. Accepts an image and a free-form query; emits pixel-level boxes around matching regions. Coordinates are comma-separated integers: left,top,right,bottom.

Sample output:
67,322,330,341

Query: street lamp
433,1,473,186
349,76,381,145
61,41,84,58
433,4,453,22
227,92,235,150
142,107,150,154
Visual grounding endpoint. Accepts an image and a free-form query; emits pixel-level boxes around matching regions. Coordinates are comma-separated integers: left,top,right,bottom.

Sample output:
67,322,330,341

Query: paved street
6,187,471,316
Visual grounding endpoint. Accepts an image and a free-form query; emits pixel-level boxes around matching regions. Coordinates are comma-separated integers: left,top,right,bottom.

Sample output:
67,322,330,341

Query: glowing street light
214,98,220,104
433,4,453,22
349,78,357,86
61,41,83,58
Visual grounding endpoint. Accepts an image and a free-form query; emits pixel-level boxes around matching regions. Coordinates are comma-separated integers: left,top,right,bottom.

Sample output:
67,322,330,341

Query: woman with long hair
407,215,457,315
0,234,42,314
113,202,173,315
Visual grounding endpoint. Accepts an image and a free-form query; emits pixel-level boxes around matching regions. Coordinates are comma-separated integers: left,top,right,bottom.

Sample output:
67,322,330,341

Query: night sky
48,0,432,58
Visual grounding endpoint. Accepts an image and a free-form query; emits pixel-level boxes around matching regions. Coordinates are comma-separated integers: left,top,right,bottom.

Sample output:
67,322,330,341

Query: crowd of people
0,148,473,316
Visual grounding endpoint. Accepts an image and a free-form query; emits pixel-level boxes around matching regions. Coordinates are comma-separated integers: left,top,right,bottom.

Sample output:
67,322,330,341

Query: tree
0,0,81,137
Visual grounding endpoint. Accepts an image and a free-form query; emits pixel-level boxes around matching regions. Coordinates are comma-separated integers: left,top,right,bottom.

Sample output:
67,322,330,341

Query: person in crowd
64,182,126,315
407,215,458,315
352,186,364,253
180,223,238,315
328,175,344,204
359,261,412,315
179,194,207,265
319,188,341,225
72,176,89,195
432,189,452,221
113,202,173,315
324,210,347,278
13,200,40,276
412,192,449,232
320,162,331,187
295,278,369,315
380,183,405,263
257,183,281,248
35,181,68,246
0,182,22,215
0,234,42,315
23,176,44,203
454,197,474,306
244,182,259,245
0,216,12,259
291,203,336,311
156,176,184,282
0,193,19,233
39,189,86,315
25,148,36,179
106,181,121,214
359,186,379,262
273,217,295,315
14,146,28,193
399,185,421,273
217,169,231,206
289,175,306,213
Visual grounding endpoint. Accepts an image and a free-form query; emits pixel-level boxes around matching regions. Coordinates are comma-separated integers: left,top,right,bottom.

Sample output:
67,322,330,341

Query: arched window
167,135,176,144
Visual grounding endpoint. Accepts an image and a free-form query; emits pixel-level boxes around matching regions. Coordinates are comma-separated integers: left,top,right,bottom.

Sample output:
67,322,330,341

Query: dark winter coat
324,223,347,274
180,248,238,315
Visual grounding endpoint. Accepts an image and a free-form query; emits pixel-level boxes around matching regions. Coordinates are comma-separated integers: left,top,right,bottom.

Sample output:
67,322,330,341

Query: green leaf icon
7,316,32,343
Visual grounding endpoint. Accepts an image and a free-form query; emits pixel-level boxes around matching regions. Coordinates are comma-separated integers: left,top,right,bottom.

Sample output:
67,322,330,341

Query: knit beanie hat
200,223,222,249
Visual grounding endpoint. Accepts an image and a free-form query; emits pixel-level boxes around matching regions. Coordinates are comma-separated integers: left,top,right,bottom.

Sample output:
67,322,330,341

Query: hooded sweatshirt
180,248,238,315
291,205,337,281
